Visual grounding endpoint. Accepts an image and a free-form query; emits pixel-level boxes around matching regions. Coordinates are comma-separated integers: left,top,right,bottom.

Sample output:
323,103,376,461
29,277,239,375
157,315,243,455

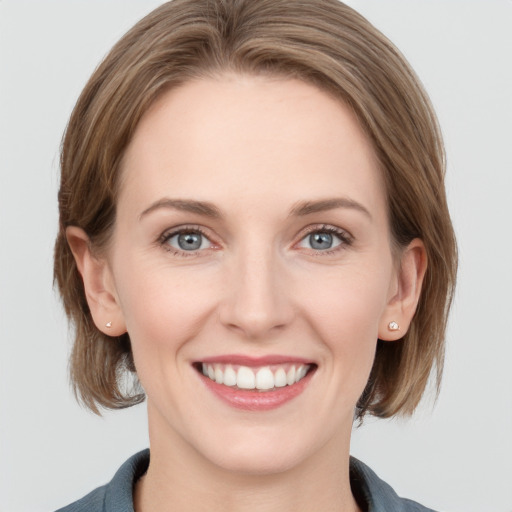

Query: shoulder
54,485,107,512
350,457,438,512
54,449,150,512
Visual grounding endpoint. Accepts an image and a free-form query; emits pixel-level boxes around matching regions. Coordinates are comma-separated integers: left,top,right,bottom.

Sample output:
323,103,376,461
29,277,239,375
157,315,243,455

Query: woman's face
101,75,406,473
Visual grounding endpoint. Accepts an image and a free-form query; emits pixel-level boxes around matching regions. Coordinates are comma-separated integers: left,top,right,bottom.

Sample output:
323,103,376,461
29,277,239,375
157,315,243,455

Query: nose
218,244,294,340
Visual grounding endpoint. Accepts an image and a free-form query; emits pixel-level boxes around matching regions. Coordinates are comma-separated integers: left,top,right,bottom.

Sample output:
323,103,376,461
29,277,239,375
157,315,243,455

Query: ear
378,238,427,341
66,226,126,336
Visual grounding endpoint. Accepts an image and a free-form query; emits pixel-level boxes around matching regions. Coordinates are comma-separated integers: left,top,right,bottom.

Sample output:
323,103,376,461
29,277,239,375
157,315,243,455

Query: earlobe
66,226,126,336
379,238,427,341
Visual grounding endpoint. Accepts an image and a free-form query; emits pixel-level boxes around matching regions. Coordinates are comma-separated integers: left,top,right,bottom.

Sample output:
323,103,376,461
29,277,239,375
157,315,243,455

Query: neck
135,417,361,512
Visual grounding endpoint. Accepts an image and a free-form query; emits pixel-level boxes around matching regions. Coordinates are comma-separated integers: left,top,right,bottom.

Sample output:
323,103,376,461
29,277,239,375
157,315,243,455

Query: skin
68,74,426,512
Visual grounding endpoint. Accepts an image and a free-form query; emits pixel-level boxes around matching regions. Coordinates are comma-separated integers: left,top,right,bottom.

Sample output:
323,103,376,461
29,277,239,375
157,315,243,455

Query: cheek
295,261,392,379
300,261,391,333
113,257,219,365
113,264,223,419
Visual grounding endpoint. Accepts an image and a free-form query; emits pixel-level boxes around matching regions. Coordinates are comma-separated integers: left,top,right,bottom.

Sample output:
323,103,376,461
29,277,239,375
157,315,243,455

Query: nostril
217,275,295,338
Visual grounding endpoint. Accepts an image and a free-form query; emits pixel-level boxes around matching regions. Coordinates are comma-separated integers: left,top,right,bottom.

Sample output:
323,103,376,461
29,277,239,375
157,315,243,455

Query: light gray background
1,1,511,511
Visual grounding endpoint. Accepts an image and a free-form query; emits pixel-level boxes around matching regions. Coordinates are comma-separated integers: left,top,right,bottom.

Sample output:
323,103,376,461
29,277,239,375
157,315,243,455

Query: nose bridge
219,236,292,338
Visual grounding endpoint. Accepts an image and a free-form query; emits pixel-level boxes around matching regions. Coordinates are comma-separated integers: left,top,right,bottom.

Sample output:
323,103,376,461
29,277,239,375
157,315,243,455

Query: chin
193,425,321,477
208,445,307,476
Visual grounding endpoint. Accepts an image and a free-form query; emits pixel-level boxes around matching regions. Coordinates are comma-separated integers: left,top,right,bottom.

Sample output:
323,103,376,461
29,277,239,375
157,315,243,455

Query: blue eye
309,232,336,250
298,228,345,251
165,230,212,251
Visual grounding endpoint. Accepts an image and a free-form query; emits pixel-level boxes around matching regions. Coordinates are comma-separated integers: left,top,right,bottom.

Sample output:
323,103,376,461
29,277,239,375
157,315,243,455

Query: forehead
119,74,385,218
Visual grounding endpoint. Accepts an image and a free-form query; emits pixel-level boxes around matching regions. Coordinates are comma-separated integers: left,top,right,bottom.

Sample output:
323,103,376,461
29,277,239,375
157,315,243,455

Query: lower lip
198,369,315,411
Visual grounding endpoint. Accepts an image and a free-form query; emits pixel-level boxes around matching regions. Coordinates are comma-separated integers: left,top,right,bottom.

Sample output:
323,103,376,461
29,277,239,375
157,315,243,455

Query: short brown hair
54,0,457,418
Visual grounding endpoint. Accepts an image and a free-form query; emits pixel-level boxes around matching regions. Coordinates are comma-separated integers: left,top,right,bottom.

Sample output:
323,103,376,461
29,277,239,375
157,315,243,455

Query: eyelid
158,224,219,256
294,224,354,252
156,223,353,257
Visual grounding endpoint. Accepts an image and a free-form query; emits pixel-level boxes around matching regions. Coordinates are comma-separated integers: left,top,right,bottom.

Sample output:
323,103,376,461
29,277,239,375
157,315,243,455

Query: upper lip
197,354,315,367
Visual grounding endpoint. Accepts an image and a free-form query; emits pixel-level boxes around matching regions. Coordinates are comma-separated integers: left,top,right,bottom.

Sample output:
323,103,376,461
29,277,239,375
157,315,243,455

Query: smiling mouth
193,362,316,392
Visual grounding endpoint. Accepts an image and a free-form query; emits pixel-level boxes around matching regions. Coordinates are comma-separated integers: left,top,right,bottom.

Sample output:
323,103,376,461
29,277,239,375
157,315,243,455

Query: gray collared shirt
55,449,437,512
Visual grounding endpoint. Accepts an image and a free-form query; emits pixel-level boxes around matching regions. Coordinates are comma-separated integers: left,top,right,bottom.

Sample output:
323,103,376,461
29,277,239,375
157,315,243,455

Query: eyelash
297,224,353,255
157,224,353,257
158,225,214,257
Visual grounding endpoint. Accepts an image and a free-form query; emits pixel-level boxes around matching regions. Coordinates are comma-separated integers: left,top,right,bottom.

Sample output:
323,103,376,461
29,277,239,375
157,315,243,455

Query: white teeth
255,367,274,390
237,366,256,389
274,368,287,388
286,366,296,385
296,365,307,382
200,362,312,391
223,365,237,386
214,366,223,384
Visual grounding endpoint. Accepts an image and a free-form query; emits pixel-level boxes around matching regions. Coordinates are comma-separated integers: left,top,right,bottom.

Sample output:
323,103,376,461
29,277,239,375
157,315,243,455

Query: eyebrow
139,198,222,220
139,196,371,221
289,197,372,219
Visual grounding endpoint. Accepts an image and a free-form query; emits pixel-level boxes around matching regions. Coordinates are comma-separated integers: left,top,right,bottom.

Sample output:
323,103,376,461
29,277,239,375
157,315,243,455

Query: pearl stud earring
105,321,112,328
388,321,400,331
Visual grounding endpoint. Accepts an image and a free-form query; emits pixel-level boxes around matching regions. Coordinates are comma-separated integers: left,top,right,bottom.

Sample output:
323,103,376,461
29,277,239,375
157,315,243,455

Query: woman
53,0,457,510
